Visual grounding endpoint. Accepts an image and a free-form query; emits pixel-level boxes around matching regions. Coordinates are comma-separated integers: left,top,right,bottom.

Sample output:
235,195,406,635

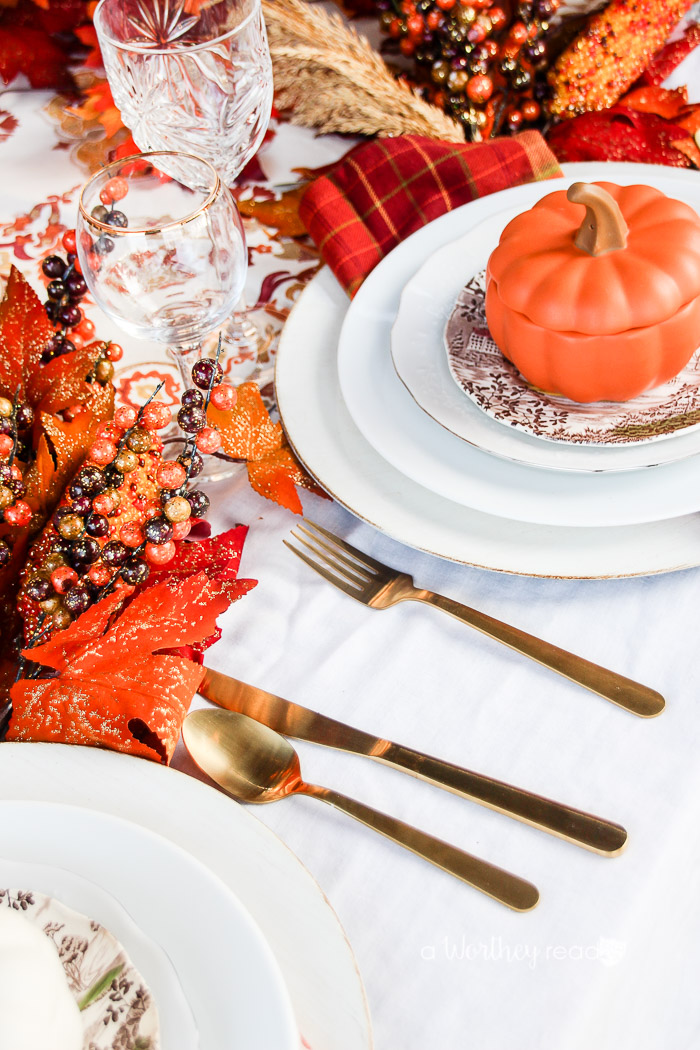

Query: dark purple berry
60,338,76,356
178,450,203,478
0,463,12,484
144,516,173,544
47,279,66,301
0,417,13,436
63,586,92,615
177,406,206,433
106,210,128,228
71,496,92,516
191,358,223,389
187,490,210,517
102,540,128,567
77,465,106,495
65,273,87,299
94,236,115,255
160,488,175,506
0,540,10,567
85,513,109,538
104,469,124,490
181,388,204,409
8,479,25,498
44,302,57,321
50,537,73,558
42,255,65,279
120,557,150,586
71,537,100,564
53,505,77,528
91,204,109,222
15,404,33,430
26,577,52,602
58,304,82,328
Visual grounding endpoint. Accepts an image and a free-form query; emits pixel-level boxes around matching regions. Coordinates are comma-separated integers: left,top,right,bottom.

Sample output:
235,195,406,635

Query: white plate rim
391,220,700,473
0,798,299,1050
276,256,700,579
336,164,700,527
0,744,373,1050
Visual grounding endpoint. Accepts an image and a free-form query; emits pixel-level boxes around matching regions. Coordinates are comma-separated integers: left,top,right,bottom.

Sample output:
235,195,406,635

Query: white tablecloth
3,45,700,1047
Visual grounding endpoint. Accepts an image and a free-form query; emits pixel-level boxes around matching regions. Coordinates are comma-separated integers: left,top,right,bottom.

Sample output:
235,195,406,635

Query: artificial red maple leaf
0,266,53,400
0,26,73,89
7,572,238,762
621,85,689,121
546,106,695,168
635,23,700,87
209,382,326,513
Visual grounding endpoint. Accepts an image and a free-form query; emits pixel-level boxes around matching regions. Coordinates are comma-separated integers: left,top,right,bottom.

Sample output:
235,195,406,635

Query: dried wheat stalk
261,0,464,141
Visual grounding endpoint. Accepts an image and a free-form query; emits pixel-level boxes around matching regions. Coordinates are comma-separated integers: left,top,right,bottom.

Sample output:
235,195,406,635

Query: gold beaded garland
52,607,72,630
0,397,13,418
95,359,115,383
44,553,65,573
39,596,61,614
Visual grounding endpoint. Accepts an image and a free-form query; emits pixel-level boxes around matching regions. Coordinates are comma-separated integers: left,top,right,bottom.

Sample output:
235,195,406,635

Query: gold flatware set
183,520,665,911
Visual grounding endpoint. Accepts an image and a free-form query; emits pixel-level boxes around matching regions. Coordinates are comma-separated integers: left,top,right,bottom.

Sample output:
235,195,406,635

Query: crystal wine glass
76,151,246,479
93,0,273,189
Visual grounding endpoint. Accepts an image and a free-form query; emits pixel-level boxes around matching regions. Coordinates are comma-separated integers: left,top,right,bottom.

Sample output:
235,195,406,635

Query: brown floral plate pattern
445,271,700,447
1,887,160,1050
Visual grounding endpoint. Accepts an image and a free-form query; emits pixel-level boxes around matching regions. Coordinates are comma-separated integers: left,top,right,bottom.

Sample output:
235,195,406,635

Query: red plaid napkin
299,131,562,297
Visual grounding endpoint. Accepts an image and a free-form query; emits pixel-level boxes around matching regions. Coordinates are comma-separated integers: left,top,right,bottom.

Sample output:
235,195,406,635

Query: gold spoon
183,709,540,912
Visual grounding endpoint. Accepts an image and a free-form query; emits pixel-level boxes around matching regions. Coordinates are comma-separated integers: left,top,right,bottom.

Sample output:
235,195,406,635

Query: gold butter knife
199,667,627,856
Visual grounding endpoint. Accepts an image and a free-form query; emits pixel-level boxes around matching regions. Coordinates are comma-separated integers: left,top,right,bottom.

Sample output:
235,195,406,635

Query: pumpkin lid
487,182,700,336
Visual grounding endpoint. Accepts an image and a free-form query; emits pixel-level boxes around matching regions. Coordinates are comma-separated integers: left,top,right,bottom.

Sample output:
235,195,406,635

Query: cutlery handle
302,782,539,911
380,743,626,855
416,591,664,718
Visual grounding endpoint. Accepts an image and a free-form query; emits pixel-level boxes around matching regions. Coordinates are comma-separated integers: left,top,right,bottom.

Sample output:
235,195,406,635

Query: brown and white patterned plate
1,884,161,1049
445,270,700,448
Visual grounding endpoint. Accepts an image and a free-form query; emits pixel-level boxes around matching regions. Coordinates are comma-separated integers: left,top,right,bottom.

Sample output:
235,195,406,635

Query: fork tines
284,519,383,596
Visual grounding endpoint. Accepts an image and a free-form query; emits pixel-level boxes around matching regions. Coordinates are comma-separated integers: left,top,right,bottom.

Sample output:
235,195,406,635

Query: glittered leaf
8,654,201,762
0,266,53,399
677,105,700,137
27,341,108,413
672,137,700,168
41,410,101,487
546,107,693,168
635,23,700,87
247,446,313,514
20,591,124,673
238,185,308,236
22,433,63,525
622,86,688,120
208,381,282,460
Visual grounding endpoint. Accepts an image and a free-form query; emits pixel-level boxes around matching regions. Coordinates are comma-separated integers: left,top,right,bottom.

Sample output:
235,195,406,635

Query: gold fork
284,519,665,718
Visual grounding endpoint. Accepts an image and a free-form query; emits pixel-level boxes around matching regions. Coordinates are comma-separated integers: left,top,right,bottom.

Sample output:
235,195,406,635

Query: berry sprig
0,391,34,545
376,0,560,139
83,175,130,275
41,227,123,370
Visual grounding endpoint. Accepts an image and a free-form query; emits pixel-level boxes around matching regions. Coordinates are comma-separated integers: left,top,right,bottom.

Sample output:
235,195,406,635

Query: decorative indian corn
548,0,696,116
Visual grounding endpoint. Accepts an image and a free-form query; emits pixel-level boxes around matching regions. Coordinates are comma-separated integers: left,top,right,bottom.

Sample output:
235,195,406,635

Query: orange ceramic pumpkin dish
485,181,700,403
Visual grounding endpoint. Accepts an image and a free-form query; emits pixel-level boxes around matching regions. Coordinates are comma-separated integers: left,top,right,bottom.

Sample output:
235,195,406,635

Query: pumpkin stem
567,182,629,256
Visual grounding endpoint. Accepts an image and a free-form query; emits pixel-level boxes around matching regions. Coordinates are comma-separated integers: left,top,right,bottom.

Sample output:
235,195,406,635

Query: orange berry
114,405,138,429
51,565,78,593
88,562,112,587
145,540,176,565
120,521,144,547
105,342,123,362
89,439,118,466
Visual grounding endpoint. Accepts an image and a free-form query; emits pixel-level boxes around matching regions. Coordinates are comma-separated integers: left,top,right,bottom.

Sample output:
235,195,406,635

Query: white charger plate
392,214,700,472
0,800,298,1050
338,165,700,526
0,744,373,1050
277,260,700,578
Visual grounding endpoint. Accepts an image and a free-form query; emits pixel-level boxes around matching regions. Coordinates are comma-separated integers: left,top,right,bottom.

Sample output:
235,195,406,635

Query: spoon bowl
183,709,540,911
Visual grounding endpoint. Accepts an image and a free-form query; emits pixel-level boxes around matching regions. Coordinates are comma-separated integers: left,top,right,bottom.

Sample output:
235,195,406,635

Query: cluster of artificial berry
376,0,560,139
19,346,236,634
82,174,130,275
0,393,33,566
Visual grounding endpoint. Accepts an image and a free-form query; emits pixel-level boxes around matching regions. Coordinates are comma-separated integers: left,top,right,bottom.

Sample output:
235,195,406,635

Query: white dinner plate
0,857,197,1048
338,165,700,526
0,800,298,1050
277,260,700,578
392,216,700,472
0,744,373,1050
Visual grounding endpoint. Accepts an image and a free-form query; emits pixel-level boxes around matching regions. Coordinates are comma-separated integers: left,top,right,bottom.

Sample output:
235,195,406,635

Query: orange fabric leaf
209,381,282,460
672,138,700,168
7,572,238,762
0,266,53,399
41,410,101,486
622,85,689,120
238,185,308,236
22,433,62,522
677,107,700,136
27,341,108,413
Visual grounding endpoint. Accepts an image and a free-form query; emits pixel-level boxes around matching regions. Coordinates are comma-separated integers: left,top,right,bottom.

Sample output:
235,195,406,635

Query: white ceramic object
0,859,197,1050
0,800,298,1050
0,745,373,1050
392,222,700,471
277,257,700,578
337,165,700,527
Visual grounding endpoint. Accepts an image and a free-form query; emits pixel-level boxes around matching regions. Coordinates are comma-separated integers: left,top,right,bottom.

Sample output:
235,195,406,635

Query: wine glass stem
169,342,200,394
